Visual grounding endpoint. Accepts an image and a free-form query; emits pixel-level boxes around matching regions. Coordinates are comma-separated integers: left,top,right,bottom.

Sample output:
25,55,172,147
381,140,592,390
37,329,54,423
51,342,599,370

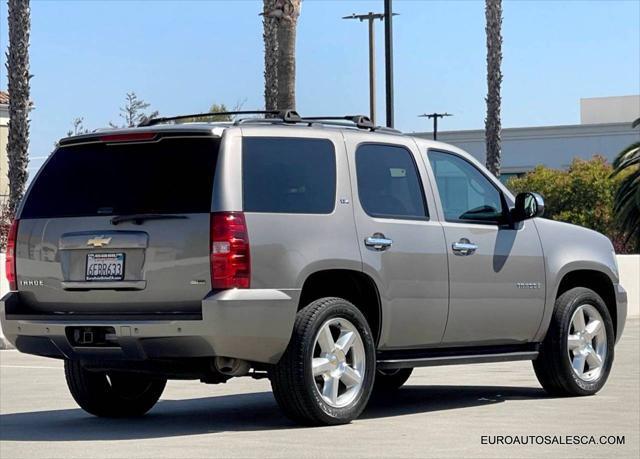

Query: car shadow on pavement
0,385,548,441
364,384,547,419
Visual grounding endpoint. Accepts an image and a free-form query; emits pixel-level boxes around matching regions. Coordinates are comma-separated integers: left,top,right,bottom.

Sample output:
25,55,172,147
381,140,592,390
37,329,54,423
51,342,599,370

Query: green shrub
507,155,634,253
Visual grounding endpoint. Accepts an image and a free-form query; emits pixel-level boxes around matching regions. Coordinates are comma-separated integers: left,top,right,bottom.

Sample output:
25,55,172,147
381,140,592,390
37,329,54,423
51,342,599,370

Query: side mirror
512,192,545,222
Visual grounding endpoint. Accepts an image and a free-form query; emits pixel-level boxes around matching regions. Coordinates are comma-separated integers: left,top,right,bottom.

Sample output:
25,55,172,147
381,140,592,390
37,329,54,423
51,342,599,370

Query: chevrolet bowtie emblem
87,236,112,247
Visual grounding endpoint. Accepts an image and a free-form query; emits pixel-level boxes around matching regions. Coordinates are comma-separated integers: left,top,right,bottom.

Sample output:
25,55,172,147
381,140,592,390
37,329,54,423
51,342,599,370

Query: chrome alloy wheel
312,318,366,408
567,304,607,382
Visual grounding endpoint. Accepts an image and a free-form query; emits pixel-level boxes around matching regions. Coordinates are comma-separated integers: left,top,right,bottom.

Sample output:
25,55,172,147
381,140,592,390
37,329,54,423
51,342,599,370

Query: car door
345,135,449,349
425,149,546,345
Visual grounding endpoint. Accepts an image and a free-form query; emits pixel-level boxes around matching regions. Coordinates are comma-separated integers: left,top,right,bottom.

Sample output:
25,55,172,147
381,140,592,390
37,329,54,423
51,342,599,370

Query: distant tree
484,0,503,177
262,0,301,111
179,99,247,123
52,117,89,148
508,156,634,253
67,117,90,137
207,103,231,121
180,103,230,123
110,92,159,128
611,117,640,252
5,0,32,219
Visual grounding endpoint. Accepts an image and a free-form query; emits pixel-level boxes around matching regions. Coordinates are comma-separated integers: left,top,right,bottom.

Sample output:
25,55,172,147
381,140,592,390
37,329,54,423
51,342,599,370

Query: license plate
86,253,125,281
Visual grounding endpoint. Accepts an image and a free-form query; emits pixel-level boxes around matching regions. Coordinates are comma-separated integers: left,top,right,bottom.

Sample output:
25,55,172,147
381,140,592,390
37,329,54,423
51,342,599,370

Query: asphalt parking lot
1,319,638,459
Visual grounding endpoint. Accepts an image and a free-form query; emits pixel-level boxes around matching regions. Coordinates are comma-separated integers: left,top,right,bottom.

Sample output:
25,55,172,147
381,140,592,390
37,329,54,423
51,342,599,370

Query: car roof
61,120,469,159
61,114,403,144
60,120,470,161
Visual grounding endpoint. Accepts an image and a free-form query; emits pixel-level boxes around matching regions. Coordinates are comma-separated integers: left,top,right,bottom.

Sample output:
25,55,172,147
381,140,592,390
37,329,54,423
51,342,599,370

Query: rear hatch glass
22,135,219,218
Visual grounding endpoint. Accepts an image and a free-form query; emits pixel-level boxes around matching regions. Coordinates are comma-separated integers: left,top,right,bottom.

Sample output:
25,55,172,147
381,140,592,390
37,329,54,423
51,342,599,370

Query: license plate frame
86,253,125,281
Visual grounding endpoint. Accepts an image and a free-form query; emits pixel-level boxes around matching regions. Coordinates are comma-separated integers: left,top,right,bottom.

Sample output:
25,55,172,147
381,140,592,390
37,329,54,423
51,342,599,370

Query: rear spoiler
57,128,221,147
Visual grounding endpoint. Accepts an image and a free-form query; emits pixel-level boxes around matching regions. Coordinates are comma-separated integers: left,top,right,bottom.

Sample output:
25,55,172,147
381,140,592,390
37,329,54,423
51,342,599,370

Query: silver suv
1,111,628,426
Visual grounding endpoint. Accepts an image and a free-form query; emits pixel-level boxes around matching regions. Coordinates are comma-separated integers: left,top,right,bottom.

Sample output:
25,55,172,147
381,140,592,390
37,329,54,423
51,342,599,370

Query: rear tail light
99,132,157,143
210,212,250,289
6,219,18,291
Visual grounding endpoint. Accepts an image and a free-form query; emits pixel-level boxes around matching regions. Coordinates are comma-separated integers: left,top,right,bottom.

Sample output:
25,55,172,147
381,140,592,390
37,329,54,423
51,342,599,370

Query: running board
376,343,540,370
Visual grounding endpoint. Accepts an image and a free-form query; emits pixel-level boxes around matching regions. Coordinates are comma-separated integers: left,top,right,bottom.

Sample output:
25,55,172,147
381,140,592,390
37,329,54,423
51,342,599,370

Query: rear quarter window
242,137,336,214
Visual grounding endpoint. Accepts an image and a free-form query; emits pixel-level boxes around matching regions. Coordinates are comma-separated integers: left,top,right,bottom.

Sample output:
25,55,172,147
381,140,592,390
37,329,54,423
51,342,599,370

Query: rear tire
374,368,413,392
64,360,166,417
533,287,614,396
270,297,376,426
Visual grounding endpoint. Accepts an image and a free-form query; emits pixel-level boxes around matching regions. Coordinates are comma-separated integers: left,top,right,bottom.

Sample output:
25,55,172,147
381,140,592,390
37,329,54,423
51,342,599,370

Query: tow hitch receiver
66,326,118,347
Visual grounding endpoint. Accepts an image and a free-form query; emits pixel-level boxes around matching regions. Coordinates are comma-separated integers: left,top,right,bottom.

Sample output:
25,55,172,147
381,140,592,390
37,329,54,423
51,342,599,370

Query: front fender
532,218,622,342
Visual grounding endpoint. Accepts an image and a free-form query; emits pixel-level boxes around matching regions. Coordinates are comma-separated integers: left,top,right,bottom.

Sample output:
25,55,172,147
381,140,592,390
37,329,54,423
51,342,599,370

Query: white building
415,95,640,183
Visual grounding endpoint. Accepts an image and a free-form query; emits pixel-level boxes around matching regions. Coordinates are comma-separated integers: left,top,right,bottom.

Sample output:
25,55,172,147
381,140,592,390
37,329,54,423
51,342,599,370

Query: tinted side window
428,151,504,223
356,144,427,220
243,137,336,214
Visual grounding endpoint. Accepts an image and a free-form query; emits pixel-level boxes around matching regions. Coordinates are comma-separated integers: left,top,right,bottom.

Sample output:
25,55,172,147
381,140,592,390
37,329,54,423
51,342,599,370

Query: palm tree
611,117,640,251
5,0,32,217
263,0,279,112
262,0,301,111
484,0,503,177
275,0,300,111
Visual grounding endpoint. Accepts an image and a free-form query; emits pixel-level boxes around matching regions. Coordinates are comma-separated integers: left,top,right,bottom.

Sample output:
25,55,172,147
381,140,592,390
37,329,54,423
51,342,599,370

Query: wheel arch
554,269,618,339
298,269,382,346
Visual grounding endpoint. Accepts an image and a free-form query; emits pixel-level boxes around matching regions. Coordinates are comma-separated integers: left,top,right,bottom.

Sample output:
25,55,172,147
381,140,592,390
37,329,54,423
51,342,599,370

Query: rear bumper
615,283,628,344
0,288,300,364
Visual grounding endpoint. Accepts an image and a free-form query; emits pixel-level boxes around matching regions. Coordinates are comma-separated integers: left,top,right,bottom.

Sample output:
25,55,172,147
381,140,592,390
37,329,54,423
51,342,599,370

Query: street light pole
343,13,384,125
384,0,394,128
419,112,453,140
368,15,376,126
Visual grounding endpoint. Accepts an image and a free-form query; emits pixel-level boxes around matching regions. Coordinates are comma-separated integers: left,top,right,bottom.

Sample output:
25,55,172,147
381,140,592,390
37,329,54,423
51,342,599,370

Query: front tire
533,287,615,396
270,297,376,426
64,360,166,417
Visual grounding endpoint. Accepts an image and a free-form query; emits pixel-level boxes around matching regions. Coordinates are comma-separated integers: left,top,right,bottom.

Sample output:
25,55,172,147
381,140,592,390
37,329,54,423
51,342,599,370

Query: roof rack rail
139,110,401,134
300,115,402,134
138,110,301,127
303,115,374,129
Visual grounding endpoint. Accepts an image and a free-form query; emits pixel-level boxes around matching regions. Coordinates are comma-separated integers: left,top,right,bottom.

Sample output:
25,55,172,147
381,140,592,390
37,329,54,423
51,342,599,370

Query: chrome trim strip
61,281,147,290
377,351,539,370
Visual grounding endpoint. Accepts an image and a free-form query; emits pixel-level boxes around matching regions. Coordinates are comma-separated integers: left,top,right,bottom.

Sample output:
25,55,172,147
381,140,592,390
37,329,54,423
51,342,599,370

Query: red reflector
6,219,19,291
99,132,157,143
210,212,250,289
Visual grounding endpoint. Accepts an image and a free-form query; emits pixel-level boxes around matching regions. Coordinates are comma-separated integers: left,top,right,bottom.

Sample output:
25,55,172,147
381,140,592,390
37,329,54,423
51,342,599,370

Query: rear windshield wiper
110,214,189,225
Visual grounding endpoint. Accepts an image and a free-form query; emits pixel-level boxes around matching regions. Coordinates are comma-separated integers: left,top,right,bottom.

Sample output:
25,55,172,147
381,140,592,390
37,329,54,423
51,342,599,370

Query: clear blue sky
1,0,639,175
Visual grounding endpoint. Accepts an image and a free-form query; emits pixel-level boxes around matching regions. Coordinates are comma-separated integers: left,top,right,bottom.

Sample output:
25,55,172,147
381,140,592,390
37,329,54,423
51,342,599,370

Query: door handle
452,238,477,256
365,233,393,251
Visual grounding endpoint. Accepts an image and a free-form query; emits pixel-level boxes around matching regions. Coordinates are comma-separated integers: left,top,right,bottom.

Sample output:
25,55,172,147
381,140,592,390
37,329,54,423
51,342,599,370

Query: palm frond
611,124,640,249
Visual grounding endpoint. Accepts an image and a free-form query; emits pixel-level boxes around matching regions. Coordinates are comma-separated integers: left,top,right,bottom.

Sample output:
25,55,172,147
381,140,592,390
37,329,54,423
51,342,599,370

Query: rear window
21,136,219,218
242,137,336,214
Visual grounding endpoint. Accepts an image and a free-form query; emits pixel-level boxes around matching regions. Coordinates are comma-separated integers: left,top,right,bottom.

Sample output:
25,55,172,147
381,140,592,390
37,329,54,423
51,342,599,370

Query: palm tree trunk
263,0,279,112
262,0,300,112
6,0,31,216
275,0,300,111
485,0,503,177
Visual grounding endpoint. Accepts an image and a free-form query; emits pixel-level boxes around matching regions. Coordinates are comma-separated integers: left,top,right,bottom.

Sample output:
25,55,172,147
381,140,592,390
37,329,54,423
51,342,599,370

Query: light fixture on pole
342,12,384,125
419,112,453,140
